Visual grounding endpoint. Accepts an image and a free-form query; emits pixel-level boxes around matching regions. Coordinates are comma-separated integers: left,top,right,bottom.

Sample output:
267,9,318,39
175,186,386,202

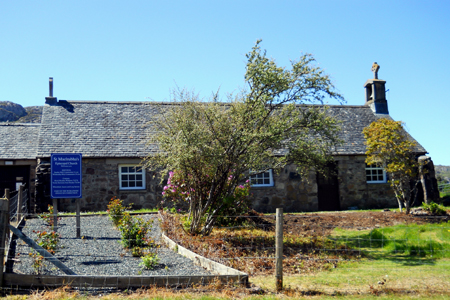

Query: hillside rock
0,101,27,122
17,106,43,123
0,102,43,123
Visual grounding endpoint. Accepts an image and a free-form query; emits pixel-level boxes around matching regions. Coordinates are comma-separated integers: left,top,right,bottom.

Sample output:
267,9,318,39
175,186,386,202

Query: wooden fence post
52,198,58,231
0,198,10,289
275,207,283,291
17,185,23,222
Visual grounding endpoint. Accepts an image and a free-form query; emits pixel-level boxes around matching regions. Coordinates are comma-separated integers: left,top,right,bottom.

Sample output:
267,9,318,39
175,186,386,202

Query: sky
1,1,449,165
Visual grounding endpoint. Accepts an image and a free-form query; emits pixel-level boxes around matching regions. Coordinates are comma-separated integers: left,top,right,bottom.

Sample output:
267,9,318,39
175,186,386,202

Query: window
250,169,274,187
119,165,145,190
366,164,386,183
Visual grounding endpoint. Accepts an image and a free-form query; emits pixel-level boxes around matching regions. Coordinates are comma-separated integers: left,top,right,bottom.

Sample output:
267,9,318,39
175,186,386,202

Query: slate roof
326,105,427,155
0,123,40,159
35,100,427,159
37,101,163,158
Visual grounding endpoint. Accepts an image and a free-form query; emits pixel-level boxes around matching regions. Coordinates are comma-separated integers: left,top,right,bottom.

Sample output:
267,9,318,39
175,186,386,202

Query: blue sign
51,153,82,199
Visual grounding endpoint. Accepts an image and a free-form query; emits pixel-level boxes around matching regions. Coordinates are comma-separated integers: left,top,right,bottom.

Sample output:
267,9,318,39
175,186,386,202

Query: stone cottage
0,72,439,213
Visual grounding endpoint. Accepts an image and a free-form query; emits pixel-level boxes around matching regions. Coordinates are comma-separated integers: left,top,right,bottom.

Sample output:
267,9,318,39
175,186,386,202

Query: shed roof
0,123,40,159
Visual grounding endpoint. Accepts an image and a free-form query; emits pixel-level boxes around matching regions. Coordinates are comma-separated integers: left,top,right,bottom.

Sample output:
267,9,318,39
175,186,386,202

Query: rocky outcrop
0,102,43,123
0,101,27,122
17,106,43,123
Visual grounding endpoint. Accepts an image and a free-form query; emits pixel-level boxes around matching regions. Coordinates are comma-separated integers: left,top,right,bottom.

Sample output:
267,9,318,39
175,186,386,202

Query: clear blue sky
1,1,449,165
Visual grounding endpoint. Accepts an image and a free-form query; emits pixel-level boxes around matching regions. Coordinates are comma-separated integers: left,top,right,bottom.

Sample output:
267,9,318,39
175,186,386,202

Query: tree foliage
143,40,344,235
363,118,420,213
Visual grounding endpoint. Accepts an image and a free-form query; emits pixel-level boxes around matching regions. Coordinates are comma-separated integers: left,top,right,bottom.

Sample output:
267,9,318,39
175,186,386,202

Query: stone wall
35,158,163,212
251,155,397,213
251,164,318,213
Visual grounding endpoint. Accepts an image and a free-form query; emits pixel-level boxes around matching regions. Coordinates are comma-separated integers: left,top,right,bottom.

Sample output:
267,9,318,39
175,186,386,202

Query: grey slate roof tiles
3,100,426,159
0,123,40,159
37,101,161,158
325,105,426,155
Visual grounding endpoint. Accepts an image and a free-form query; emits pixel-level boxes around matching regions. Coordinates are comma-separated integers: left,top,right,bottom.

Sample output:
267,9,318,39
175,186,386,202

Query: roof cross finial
371,62,380,79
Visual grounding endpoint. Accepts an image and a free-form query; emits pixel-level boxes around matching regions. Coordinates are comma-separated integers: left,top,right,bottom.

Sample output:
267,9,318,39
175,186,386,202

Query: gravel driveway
11,214,212,277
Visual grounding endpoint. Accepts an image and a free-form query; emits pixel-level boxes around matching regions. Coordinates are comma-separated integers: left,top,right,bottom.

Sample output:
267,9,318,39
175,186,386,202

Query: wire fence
439,183,450,194
1,208,449,296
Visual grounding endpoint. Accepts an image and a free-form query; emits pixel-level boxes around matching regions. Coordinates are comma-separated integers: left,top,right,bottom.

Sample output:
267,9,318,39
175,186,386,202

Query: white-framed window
119,165,145,190
250,169,274,187
366,164,387,183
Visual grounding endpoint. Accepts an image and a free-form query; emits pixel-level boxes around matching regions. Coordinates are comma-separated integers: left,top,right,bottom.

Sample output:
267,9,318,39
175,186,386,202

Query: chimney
364,62,388,114
45,77,58,104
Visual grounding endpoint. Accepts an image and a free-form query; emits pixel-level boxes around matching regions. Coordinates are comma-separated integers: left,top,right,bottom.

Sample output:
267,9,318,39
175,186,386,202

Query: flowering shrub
117,212,154,249
162,170,252,230
107,197,132,227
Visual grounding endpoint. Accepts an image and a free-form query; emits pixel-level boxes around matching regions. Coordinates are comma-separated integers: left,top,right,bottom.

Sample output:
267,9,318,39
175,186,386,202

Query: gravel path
11,214,212,276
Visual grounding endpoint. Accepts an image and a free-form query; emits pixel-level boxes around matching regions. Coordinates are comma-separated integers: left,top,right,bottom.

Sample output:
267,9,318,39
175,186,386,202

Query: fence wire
8,191,19,221
2,210,450,295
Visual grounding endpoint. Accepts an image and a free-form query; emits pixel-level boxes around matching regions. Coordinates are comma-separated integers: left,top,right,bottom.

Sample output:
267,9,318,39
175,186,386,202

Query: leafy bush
29,229,61,274
33,230,61,254
107,197,132,226
117,212,154,249
139,252,159,270
422,201,448,215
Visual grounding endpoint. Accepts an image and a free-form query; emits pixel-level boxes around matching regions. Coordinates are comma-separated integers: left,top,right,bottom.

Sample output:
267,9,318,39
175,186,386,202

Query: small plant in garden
38,205,60,229
29,230,61,274
139,251,159,270
107,197,132,226
132,247,144,257
117,212,154,248
422,201,448,215
33,230,61,254
29,251,44,274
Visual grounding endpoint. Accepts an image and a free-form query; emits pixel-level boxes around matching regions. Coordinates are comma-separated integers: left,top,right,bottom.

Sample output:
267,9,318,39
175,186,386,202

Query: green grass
331,222,450,259
250,221,450,297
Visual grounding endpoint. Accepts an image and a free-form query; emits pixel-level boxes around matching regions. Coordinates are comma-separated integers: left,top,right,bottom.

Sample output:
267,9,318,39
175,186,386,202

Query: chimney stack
45,77,57,104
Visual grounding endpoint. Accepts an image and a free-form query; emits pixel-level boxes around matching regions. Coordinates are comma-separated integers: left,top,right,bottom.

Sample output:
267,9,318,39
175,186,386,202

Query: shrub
117,213,153,249
139,251,159,270
422,201,448,215
29,229,61,274
107,197,132,227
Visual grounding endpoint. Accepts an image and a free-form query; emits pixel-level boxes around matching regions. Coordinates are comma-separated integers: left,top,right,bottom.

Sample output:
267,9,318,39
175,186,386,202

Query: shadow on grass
330,227,446,266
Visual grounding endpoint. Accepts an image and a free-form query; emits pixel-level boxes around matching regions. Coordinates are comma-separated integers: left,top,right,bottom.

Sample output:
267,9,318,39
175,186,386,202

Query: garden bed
10,214,212,277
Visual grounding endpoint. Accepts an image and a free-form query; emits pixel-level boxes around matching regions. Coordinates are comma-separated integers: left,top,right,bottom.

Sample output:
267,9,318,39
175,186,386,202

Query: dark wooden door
317,162,340,211
0,166,30,195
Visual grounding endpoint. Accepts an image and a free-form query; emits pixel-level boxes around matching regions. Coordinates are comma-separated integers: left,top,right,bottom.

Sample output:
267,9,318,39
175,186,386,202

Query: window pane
121,167,128,173
136,174,142,180
129,181,135,187
122,182,128,187
129,175,135,181
136,181,143,187
121,175,128,180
